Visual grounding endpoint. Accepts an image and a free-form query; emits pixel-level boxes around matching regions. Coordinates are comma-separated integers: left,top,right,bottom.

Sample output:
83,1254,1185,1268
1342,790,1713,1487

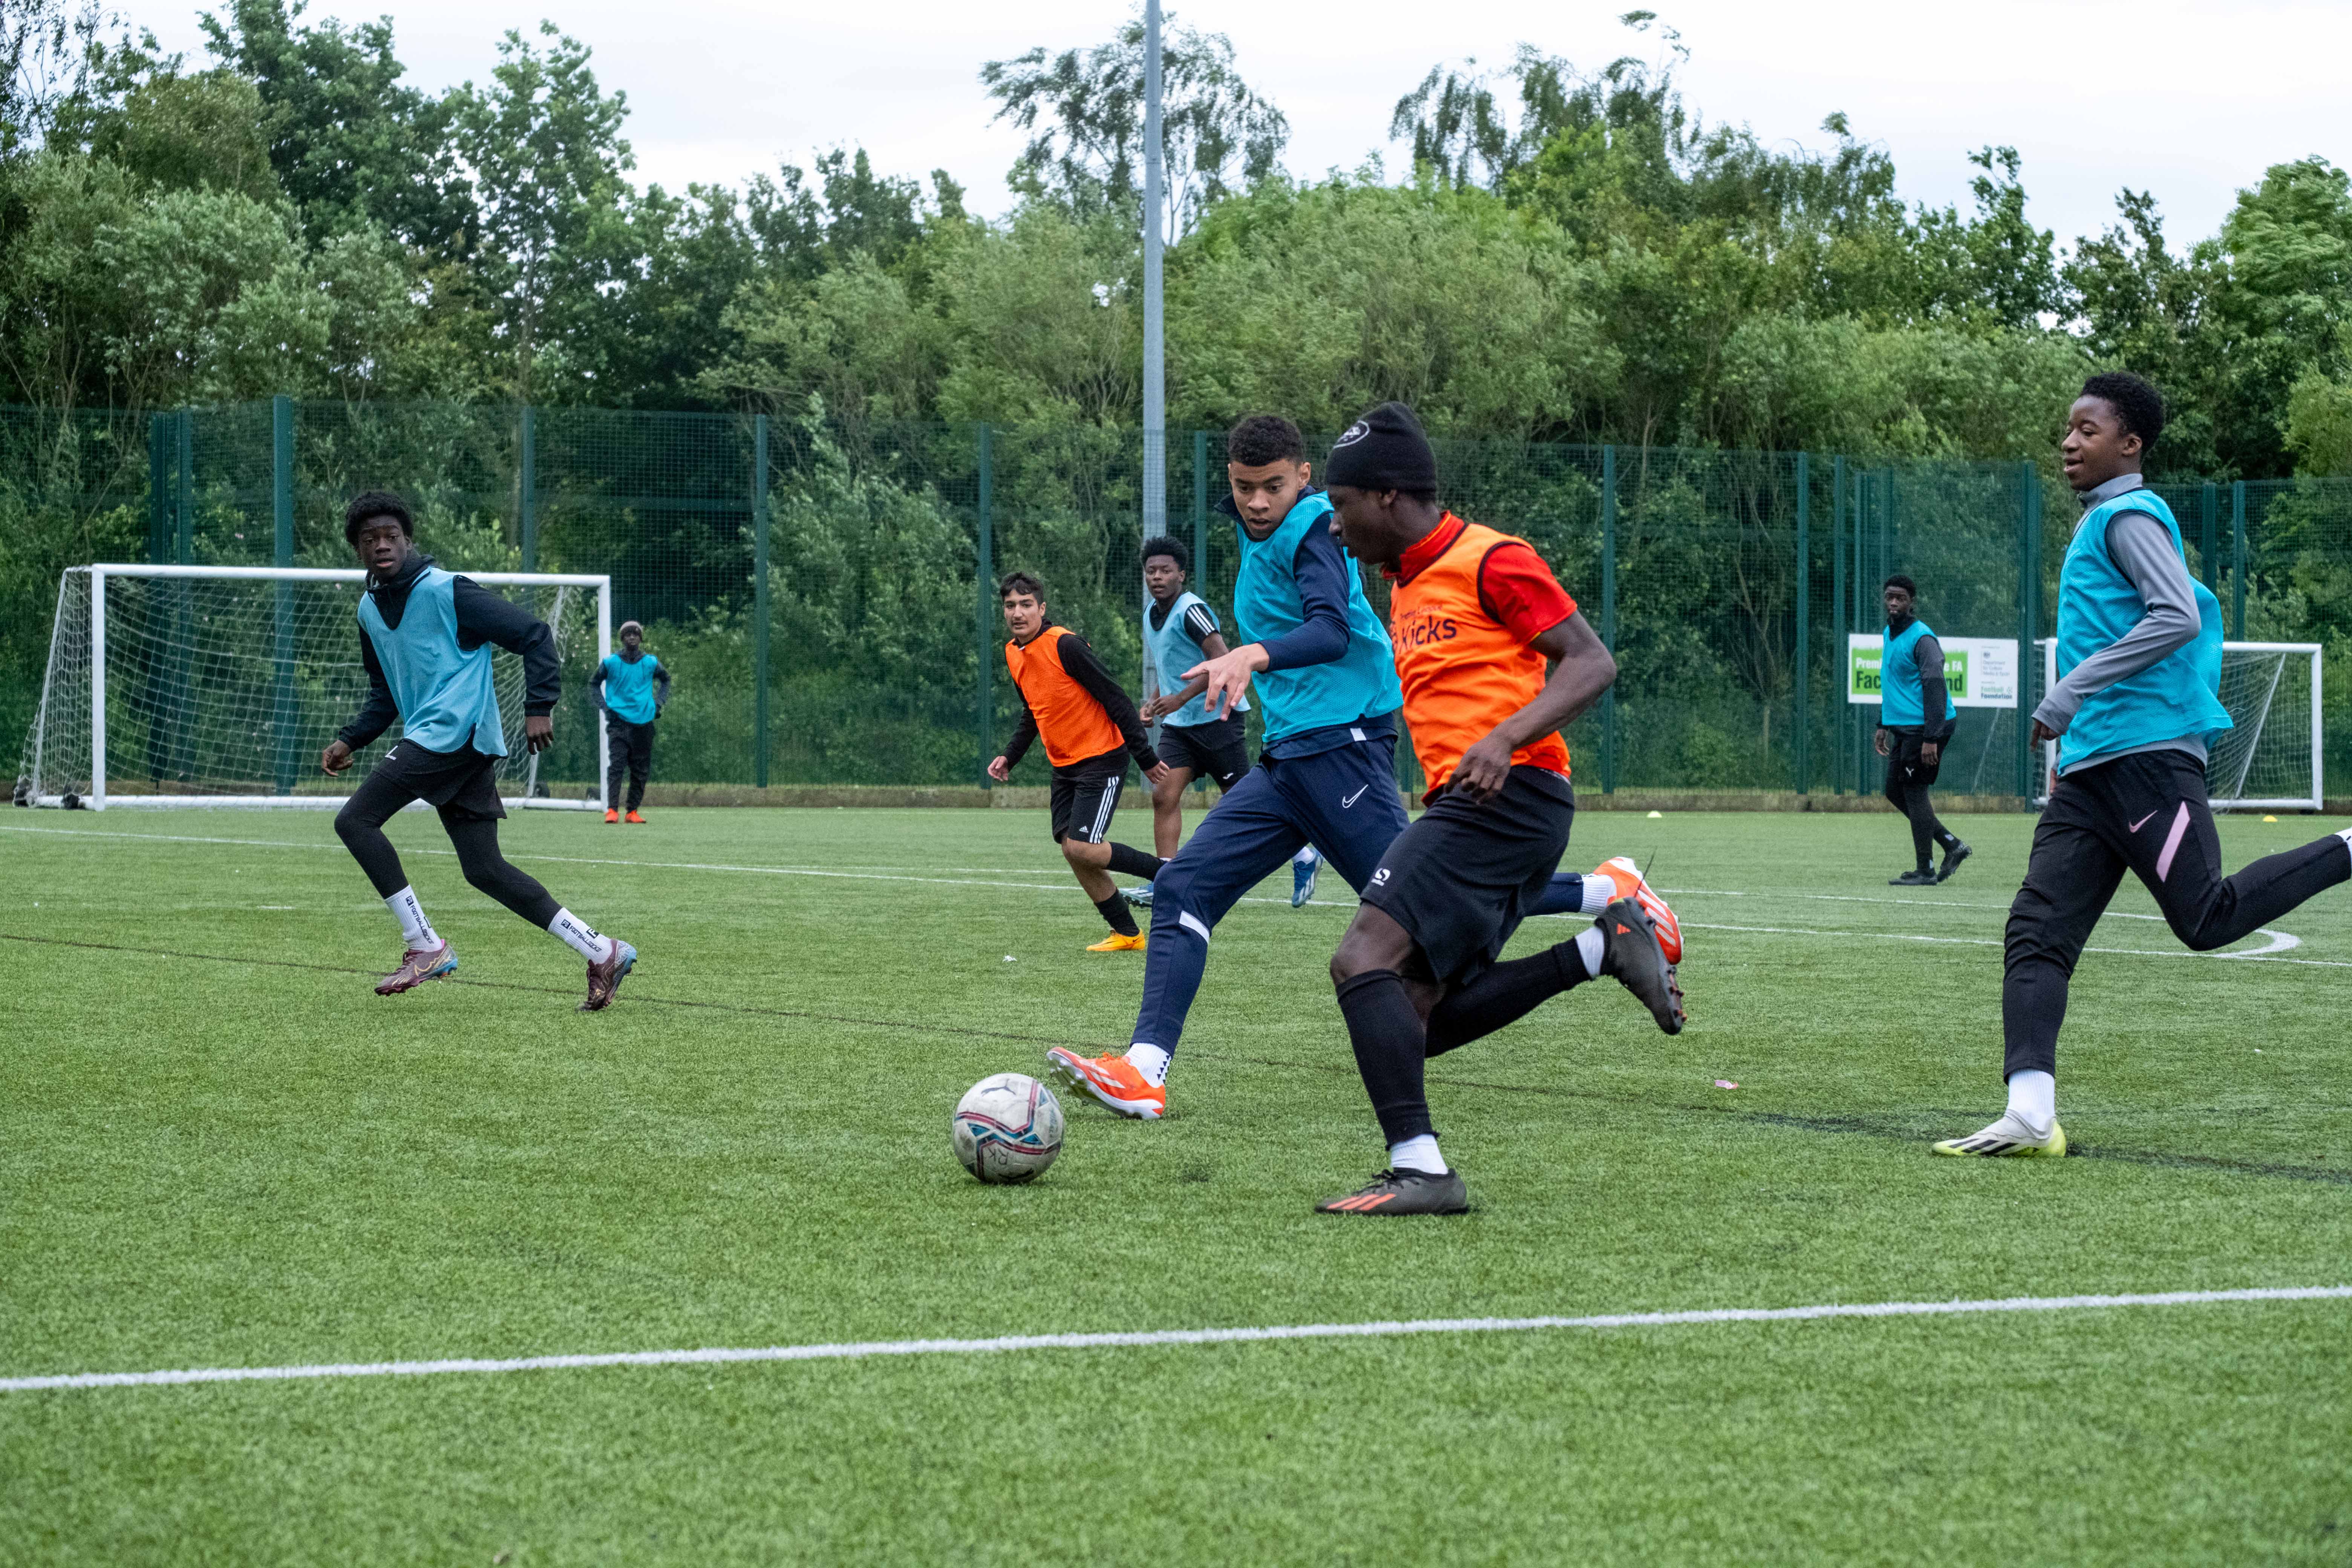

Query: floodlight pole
1139,0,1166,700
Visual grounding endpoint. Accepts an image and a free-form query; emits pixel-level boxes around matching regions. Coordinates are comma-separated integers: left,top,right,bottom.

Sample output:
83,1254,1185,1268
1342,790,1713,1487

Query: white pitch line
6,825,2340,963
6,1285,2346,1395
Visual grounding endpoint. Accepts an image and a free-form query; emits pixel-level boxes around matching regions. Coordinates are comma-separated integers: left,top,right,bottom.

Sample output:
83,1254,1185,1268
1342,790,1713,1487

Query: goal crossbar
21,563,613,812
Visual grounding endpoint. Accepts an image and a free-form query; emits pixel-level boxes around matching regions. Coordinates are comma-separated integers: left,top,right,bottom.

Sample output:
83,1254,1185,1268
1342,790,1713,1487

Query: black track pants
607,718,655,811
1884,734,1956,871
335,755,562,929
2001,748,2349,1079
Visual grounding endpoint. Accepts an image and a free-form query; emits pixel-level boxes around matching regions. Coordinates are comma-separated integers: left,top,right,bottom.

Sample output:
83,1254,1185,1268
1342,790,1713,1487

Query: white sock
2336,827,2352,869
1125,1042,1171,1088
1388,1133,1447,1174
2006,1069,2056,1135
1573,923,1608,978
384,886,437,948
1581,874,1617,914
1295,847,1319,867
548,908,615,963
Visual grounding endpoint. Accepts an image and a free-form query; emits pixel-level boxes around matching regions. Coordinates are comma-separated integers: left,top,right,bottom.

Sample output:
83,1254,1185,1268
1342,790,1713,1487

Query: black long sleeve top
336,553,561,750
1001,622,1160,772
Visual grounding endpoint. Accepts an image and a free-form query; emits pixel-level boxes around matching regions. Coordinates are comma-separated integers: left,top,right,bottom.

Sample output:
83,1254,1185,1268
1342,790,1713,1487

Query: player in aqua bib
1133,534,1248,875
1874,574,1969,885
323,491,637,1011
1936,374,2351,1157
593,620,670,823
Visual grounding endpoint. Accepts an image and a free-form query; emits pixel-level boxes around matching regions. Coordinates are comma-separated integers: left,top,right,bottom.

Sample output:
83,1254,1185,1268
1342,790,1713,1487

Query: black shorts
1360,766,1574,986
1156,715,1250,791
1047,750,1128,844
357,738,507,824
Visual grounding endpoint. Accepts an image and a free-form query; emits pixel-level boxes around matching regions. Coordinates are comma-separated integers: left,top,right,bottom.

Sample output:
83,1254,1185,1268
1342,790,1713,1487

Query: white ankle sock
1581,874,1616,914
1388,1133,1447,1174
2336,827,2352,869
1125,1042,1171,1087
2006,1069,2056,1134
1573,923,1608,978
548,908,615,963
1295,847,1319,867
384,886,437,948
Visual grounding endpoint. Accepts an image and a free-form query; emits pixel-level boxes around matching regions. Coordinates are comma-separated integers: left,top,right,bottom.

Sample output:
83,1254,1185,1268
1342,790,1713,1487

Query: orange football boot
1044,1047,1166,1119
1593,854,1681,965
625,809,647,824
603,808,620,824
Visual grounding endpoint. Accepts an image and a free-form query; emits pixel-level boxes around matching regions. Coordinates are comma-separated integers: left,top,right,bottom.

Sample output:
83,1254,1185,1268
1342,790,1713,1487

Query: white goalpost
2035,638,2325,812
14,564,613,812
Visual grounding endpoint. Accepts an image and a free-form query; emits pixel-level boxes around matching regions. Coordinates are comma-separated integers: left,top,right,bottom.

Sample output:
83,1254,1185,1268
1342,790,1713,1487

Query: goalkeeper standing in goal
1936,374,2351,1157
593,620,669,823
323,492,638,1010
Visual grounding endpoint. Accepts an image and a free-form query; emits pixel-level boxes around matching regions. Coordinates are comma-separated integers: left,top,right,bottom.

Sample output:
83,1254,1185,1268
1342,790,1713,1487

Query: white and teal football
952,1072,1064,1184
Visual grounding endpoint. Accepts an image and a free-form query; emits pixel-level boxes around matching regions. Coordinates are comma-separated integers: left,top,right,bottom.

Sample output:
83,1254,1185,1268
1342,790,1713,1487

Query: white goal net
14,564,612,810
2035,639,2324,812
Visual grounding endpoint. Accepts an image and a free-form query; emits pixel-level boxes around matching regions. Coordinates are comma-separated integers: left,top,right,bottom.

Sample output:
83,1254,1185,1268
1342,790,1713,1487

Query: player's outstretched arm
1452,612,1615,802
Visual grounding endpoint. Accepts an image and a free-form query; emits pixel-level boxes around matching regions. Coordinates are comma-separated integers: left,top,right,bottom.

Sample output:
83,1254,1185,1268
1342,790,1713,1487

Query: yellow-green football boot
1932,1113,2067,1158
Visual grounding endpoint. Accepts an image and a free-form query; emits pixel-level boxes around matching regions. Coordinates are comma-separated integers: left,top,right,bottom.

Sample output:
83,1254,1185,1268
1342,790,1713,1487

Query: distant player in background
1133,535,1248,887
1936,373,2352,1158
1314,403,1684,1214
324,492,637,1011
986,572,1171,952
1875,575,1969,885
594,619,670,824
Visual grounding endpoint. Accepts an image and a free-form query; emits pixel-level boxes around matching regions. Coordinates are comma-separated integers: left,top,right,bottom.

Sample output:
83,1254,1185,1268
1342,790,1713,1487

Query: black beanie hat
1325,401,1437,492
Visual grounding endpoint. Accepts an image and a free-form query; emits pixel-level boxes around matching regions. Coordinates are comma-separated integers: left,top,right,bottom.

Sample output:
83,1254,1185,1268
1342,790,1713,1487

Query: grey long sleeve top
2031,474,2206,765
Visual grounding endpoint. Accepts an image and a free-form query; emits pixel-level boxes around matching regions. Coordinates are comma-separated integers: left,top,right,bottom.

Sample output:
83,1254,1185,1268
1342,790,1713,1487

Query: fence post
1600,444,1618,795
1192,430,1208,587
172,407,194,778
271,395,297,794
1854,471,1869,793
2230,480,2247,638
975,423,996,787
1830,454,1845,795
147,415,170,563
2016,461,2041,802
175,408,193,563
751,413,770,790
519,405,538,573
1794,453,1810,796
2201,481,2219,592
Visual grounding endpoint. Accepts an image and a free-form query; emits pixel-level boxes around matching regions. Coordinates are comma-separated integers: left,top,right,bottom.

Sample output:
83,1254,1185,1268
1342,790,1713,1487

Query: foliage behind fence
7,399,2351,800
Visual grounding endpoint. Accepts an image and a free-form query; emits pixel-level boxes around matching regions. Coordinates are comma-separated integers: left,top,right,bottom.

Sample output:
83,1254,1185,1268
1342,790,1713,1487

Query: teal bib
2055,488,2231,775
357,567,505,756
1144,591,1240,729
600,652,663,724
1231,493,1401,744
1879,618,1956,727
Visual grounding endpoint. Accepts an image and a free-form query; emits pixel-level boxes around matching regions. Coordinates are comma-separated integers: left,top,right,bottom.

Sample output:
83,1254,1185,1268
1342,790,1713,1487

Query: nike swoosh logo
1341,786,1367,808
2128,810,2158,832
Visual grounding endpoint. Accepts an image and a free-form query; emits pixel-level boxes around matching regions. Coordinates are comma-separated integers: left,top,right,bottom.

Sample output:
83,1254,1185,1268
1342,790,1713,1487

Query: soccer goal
14,564,613,811
2034,639,2325,812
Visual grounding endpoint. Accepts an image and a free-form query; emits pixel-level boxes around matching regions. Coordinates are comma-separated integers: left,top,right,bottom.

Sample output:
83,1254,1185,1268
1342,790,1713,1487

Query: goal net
14,565,612,810
2034,639,2324,812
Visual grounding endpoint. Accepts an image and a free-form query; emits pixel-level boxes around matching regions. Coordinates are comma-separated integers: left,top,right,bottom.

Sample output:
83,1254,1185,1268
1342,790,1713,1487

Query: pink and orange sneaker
1594,855,1681,965
375,940,457,995
1044,1048,1167,1120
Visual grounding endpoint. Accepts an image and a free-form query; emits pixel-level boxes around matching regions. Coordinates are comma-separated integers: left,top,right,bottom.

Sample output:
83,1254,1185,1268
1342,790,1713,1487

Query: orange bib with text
1390,520,1571,796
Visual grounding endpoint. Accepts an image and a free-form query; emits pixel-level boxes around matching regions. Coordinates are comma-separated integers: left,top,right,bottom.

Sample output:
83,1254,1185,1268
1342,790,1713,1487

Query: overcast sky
137,0,2350,253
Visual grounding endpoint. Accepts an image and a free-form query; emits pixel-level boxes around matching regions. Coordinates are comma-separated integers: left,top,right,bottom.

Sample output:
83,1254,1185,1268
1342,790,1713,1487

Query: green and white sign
1847,634,2019,709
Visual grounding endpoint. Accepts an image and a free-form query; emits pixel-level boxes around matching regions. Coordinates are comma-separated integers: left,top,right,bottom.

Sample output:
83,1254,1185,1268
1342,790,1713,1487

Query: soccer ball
952,1072,1064,1184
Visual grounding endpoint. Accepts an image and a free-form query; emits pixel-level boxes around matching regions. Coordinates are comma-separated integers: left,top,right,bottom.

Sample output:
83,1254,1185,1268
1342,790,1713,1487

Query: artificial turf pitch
3,804,2348,1564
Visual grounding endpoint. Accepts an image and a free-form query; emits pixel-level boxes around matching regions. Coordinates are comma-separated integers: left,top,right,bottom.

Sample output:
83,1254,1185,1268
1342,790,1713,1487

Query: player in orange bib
1313,403,1685,1215
987,572,1172,951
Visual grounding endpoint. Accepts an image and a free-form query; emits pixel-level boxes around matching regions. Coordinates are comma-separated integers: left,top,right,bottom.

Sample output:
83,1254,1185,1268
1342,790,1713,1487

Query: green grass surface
3,804,2349,1564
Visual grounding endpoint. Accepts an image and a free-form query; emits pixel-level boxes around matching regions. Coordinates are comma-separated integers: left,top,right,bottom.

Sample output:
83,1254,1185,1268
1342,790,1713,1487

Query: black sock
1105,842,1166,880
1093,893,1139,936
1426,943,1583,1057
1335,968,1432,1146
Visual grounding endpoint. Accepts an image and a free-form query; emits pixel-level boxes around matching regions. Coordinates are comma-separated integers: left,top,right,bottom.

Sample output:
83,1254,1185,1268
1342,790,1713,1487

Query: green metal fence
6,398,2351,801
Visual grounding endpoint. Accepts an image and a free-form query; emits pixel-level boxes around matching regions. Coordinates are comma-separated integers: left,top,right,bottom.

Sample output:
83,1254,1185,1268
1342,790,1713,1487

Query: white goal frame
28,562,612,812
2037,638,2324,812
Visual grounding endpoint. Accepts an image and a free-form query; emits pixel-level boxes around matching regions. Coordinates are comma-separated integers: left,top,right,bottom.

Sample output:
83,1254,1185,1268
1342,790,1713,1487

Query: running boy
1314,403,1684,1214
986,572,1171,951
593,619,670,823
1137,535,1248,863
1935,373,2350,1157
325,492,637,1010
